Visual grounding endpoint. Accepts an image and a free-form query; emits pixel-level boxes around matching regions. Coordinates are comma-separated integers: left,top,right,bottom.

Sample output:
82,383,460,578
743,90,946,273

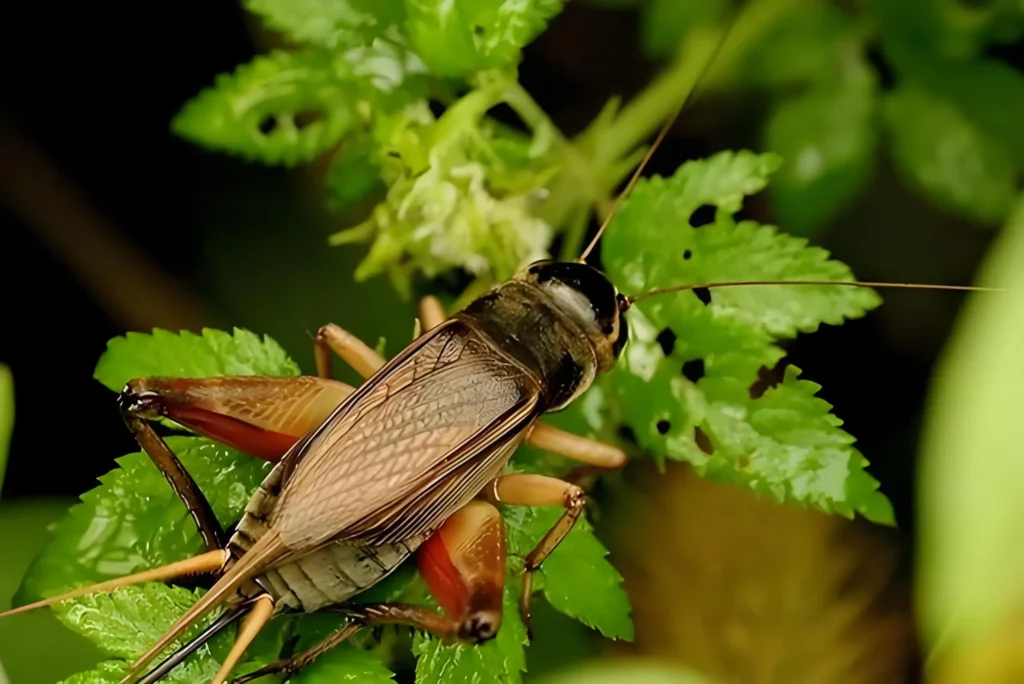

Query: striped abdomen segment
227,460,427,612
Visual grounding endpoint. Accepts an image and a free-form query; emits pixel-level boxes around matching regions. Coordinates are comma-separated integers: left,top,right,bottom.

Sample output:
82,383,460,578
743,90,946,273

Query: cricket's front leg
484,474,585,636
233,500,507,684
314,295,450,380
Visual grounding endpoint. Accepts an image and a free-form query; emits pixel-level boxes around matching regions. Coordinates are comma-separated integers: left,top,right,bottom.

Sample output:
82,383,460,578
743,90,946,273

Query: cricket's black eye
525,260,619,324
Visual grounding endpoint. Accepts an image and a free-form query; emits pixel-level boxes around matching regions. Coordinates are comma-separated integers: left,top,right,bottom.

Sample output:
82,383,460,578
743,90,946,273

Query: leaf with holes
405,0,567,78
604,150,881,340
173,47,428,166
602,149,890,522
613,335,893,524
244,0,406,50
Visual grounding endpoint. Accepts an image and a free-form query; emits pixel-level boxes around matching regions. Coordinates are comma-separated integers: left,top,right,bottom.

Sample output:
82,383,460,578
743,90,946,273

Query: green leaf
413,581,528,683
53,584,231,682
639,0,727,59
404,0,566,78
287,612,394,683
604,151,881,340
764,66,878,236
325,137,385,212
173,46,428,167
730,4,859,90
875,0,1024,167
60,660,129,684
917,195,1024,653
883,84,1017,225
15,437,271,604
503,507,633,641
292,641,395,683
244,0,406,50
613,333,893,524
603,150,889,522
93,327,300,393
0,363,12,492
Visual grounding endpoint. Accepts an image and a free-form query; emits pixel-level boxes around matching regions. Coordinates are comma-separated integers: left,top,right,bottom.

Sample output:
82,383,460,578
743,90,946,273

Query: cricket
0,4,1007,684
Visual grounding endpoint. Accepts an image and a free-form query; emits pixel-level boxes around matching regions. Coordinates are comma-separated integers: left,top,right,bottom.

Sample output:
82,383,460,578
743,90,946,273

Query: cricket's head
518,260,628,373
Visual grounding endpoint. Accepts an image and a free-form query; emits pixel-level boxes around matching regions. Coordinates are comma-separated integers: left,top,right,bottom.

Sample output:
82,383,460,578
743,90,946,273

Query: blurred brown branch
0,117,211,332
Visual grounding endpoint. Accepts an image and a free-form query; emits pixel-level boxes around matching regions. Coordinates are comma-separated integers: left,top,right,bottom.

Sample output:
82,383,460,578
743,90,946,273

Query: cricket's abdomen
226,458,427,612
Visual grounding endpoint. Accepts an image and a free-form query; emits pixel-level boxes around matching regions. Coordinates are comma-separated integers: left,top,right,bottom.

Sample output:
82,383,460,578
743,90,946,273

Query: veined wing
272,319,542,554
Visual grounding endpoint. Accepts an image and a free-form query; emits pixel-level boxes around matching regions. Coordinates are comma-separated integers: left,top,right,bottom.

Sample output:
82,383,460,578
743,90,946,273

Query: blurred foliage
602,459,915,683
916,194,1024,682
0,364,11,492
634,0,1024,236
3,0,1023,682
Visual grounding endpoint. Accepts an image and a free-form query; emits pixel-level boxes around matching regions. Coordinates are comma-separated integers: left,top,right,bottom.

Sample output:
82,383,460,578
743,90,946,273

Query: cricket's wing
272,318,542,554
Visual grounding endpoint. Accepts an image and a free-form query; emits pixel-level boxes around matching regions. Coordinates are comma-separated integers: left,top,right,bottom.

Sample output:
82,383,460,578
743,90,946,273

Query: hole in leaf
681,359,705,383
694,426,714,454
682,249,692,260
656,420,671,435
485,102,529,133
293,109,324,129
617,424,638,445
428,100,447,118
865,41,896,90
473,24,486,36
689,204,716,228
656,328,676,356
257,116,277,135
693,287,712,306
749,361,788,399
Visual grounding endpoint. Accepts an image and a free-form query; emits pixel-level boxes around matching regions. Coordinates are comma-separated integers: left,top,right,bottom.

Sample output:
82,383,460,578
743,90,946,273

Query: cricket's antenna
577,17,738,264
623,280,1004,307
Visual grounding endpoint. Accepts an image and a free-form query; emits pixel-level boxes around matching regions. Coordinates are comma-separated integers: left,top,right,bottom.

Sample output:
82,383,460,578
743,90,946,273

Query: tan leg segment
315,297,449,381
232,604,470,684
315,323,386,380
418,295,447,331
526,423,627,469
486,474,585,636
212,594,276,684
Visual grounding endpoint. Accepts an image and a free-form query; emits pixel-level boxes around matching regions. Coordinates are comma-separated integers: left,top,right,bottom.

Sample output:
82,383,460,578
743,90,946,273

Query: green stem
503,82,570,147
596,27,726,166
595,0,804,166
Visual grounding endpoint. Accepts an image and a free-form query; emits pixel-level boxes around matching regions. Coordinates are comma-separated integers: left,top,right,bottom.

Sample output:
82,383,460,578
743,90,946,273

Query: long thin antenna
577,21,739,264
625,280,1003,306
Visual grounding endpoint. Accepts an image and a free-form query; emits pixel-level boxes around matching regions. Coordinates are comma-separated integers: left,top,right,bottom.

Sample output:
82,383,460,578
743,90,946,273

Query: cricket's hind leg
232,500,507,684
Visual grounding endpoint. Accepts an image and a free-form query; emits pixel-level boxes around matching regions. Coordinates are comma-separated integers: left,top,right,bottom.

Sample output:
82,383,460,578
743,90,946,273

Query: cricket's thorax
226,460,427,612
457,280,601,412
